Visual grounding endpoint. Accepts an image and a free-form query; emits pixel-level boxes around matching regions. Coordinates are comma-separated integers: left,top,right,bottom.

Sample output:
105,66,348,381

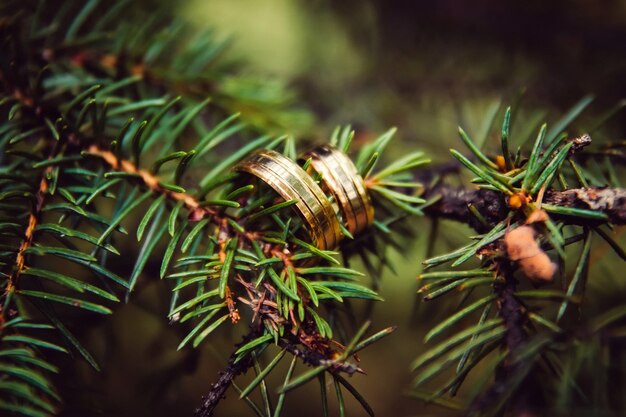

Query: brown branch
5,172,49,295
3,81,62,297
193,320,361,417
194,327,263,417
415,138,625,230
277,332,363,375
85,145,268,247
466,264,540,417
545,187,626,224
423,185,626,231
86,145,217,221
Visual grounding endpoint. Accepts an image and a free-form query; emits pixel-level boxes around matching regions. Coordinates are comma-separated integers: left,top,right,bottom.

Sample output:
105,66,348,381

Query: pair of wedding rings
234,145,374,250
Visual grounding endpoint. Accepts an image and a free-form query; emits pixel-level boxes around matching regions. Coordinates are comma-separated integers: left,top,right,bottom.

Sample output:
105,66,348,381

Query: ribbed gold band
234,150,342,250
301,145,374,236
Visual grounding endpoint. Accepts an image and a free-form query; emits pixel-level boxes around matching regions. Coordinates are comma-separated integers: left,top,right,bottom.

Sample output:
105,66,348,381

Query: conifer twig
5,172,49,293
86,145,218,220
467,264,538,417
194,324,362,416
195,327,264,417
422,185,626,230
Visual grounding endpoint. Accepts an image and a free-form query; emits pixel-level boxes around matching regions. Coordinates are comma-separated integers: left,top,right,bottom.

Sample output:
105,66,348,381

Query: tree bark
423,186,626,230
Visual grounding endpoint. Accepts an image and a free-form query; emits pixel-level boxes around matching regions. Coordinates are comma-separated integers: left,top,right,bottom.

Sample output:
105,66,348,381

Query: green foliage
410,103,626,415
1,1,625,416
0,1,429,415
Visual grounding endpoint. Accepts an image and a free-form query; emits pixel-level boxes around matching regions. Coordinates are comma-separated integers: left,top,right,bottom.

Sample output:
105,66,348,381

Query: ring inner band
234,150,342,250
302,145,374,236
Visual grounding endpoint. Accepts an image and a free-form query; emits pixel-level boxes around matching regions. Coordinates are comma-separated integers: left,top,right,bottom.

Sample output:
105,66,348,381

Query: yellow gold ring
301,145,374,236
234,150,342,250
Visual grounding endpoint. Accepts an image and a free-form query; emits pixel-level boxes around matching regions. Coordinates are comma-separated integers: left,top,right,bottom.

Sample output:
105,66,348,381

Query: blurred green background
56,1,626,416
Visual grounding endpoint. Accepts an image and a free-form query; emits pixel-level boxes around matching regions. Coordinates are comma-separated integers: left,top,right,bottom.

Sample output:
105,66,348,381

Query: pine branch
194,321,364,417
85,145,218,220
466,264,536,417
3,1,625,415
5,170,49,294
276,333,364,376
195,327,264,417
417,129,625,231
422,185,626,230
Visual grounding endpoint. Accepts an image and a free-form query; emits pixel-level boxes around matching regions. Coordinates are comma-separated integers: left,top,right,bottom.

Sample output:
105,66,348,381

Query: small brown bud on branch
504,226,557,283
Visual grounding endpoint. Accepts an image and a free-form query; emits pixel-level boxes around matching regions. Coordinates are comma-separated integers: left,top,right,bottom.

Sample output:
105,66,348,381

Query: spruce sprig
1,2,428,415
410,103,626,415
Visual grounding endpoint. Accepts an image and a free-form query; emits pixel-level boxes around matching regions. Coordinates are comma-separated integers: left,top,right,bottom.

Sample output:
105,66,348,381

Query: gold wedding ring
234,150,342,250
301,145,374,236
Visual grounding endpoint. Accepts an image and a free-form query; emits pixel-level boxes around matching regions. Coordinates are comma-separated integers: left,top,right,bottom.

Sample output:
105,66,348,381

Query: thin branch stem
423,185,626,231
86,145,217,219
466,264,539,417
194,327,263,417
5,172,49,295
